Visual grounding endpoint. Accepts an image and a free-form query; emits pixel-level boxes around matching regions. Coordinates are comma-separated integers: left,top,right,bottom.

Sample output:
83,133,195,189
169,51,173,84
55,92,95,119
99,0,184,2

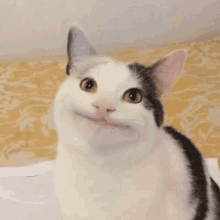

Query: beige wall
1,0,220,59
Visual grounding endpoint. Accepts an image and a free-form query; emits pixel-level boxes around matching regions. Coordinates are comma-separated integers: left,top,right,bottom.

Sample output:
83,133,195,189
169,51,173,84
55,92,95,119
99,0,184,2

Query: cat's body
52,26,220,220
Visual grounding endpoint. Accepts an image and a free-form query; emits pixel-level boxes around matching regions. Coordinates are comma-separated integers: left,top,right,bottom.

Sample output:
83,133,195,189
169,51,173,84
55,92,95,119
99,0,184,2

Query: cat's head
53,26,186,156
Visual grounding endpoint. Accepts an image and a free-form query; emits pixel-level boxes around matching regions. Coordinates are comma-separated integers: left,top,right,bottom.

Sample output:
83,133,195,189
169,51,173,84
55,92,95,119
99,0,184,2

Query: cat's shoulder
163,126,214,218
163,125,205,169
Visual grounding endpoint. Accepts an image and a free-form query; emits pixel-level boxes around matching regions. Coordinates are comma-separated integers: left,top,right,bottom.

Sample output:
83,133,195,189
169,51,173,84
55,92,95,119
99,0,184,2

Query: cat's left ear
153,50,187,100
66,25,97,75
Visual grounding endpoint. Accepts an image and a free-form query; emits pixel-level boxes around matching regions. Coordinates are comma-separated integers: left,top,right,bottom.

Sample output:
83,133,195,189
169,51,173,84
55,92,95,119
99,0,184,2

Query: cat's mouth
75,112,130,129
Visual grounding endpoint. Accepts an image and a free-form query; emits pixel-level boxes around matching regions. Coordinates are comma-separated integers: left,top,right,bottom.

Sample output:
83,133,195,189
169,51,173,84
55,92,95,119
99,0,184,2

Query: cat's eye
80,78,97,93
123,88,143,104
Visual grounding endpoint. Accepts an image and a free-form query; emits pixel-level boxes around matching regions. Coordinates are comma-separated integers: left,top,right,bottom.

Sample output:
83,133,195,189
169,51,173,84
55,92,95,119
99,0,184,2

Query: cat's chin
75,111,130,130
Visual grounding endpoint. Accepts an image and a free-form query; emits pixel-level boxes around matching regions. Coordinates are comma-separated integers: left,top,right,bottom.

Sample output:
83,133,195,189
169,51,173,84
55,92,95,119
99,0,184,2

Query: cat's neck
56,126,170,173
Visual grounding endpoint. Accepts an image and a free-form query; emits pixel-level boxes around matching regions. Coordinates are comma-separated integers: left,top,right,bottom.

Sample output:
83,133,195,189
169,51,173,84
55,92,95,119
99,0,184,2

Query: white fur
52,57,201,219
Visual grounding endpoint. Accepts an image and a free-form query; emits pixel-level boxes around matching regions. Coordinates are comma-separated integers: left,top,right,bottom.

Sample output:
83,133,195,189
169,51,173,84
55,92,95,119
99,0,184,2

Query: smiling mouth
75,112,130,129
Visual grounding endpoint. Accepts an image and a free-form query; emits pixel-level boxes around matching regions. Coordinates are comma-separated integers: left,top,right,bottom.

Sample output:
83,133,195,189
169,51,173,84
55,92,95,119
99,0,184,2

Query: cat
52,25,220,220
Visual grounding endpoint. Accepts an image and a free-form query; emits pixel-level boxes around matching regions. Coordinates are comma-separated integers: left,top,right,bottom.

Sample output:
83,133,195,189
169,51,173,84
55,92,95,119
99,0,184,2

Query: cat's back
164,126,220,220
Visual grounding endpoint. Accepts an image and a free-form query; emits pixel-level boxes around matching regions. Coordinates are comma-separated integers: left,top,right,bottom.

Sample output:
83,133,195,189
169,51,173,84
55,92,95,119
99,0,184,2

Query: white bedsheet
0,159,219,220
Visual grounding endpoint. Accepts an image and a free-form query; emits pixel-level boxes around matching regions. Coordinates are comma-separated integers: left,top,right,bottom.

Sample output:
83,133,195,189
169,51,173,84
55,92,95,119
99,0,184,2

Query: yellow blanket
1,39,220,167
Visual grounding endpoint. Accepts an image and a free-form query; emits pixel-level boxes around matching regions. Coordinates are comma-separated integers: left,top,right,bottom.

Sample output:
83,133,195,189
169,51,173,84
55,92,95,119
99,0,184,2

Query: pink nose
93,104,116,116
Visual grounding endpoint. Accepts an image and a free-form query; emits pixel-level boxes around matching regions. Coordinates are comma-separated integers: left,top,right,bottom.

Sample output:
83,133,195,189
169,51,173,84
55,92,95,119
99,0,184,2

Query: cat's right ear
66,25,97,75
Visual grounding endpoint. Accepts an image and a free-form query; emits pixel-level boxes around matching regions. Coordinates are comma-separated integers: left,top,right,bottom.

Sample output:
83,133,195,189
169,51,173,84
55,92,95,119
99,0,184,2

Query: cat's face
53,56,160,155
53,26,186,157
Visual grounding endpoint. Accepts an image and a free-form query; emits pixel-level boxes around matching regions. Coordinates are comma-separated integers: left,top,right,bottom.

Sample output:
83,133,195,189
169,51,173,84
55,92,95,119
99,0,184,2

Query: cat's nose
93,104,116,114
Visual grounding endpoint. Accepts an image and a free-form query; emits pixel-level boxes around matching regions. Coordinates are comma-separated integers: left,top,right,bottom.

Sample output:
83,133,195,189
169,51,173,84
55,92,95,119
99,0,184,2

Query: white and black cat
52,26,220,220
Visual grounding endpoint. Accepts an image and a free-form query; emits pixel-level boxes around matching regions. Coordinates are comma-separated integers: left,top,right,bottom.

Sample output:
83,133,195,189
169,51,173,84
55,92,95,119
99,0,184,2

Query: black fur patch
164,126,209,220
128,62,164,127
66,63,71,75
210,177,220,219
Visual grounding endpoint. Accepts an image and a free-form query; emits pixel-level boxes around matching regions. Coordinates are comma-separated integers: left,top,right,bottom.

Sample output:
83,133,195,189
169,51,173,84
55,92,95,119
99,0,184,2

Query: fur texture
52,26,220,220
